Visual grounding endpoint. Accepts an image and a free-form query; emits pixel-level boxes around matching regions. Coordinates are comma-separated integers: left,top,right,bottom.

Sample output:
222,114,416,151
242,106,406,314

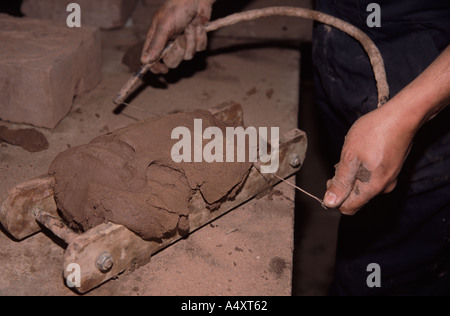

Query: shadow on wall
211,0,255,20
0,0,24,17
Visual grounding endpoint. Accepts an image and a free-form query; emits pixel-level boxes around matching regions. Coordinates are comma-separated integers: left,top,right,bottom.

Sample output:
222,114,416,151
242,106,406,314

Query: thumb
324,158,360,209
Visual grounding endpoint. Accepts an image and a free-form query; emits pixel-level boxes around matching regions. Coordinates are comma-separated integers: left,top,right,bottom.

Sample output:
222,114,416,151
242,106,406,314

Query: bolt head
96,251,114,272
290,154,302,168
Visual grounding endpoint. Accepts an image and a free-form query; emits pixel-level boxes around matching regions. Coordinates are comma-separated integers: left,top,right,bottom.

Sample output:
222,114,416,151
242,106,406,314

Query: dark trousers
313,0,450,295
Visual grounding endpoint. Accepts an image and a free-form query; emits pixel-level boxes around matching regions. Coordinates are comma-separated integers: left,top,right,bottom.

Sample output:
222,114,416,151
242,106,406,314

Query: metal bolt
290,154,302,169
96,251,114,273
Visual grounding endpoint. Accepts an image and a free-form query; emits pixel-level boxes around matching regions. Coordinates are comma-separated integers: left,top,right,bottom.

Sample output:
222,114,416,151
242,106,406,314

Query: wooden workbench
0,4,303,296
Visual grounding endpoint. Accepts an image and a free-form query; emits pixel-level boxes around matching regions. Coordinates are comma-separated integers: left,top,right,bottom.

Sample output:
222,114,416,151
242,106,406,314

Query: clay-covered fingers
141,16,172,74
324,155,379,215
196,23,208,52
324,157,360,210
184,20,210,57
141,0,214,74
337,180,377,216
153,23,208,72
149,61,169,75
324,159,399,215
336,175,398,215
322,97,418,216
141,12,170,65
162,21,205,66
183,23,198,60
162,36,187,69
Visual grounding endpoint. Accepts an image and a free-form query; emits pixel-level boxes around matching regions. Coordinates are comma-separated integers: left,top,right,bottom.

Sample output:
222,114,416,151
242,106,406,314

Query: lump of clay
0,126,49,152
49,110,251,241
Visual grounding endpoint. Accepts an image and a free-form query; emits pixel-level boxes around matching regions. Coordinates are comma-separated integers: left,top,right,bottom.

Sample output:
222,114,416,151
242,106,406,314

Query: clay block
21,0,137,30
0,14,101,128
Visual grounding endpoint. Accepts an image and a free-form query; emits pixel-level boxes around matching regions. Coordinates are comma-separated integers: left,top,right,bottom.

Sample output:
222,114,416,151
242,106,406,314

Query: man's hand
324,46,450,215
141,0,215,74
323,104,414,215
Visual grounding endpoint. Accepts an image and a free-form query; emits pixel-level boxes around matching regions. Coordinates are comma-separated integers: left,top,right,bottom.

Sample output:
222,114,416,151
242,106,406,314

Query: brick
21,0,137,30
0,14,102,128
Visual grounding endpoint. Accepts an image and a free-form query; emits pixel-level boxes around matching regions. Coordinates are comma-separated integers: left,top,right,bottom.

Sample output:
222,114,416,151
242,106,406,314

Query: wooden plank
208,101,244,127
34,209,79,243
64,222,155,293
0,175,57,240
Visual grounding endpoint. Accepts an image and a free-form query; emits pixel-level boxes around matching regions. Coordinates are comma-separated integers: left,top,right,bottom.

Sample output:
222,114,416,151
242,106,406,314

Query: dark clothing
313,0,450,295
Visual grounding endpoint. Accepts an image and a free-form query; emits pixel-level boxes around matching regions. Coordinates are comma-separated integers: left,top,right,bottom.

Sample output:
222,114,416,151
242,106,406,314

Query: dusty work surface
0,10,302,296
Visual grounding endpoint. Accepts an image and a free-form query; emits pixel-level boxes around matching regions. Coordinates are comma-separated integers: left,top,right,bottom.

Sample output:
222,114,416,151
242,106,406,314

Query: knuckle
330,177,351,192
384,180,398,193
156,23,172,36
195,31,208,51
368,178,390,195
340,206,357,216
163,54,183,69
341,150,354,162
341,147,358,164
340,199,364,216
150,62,168,74
354,183,380,203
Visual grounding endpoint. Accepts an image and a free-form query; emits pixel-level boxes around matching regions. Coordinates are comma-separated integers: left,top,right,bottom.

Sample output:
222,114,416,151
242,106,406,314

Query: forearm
323,46,450,213
386,46,450,134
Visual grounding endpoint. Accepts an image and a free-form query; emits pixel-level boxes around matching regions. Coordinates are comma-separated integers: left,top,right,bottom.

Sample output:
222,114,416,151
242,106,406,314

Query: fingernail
324,191,337,207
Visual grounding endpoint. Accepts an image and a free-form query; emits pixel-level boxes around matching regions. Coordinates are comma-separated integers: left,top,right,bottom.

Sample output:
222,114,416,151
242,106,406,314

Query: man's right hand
141,0,216,74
